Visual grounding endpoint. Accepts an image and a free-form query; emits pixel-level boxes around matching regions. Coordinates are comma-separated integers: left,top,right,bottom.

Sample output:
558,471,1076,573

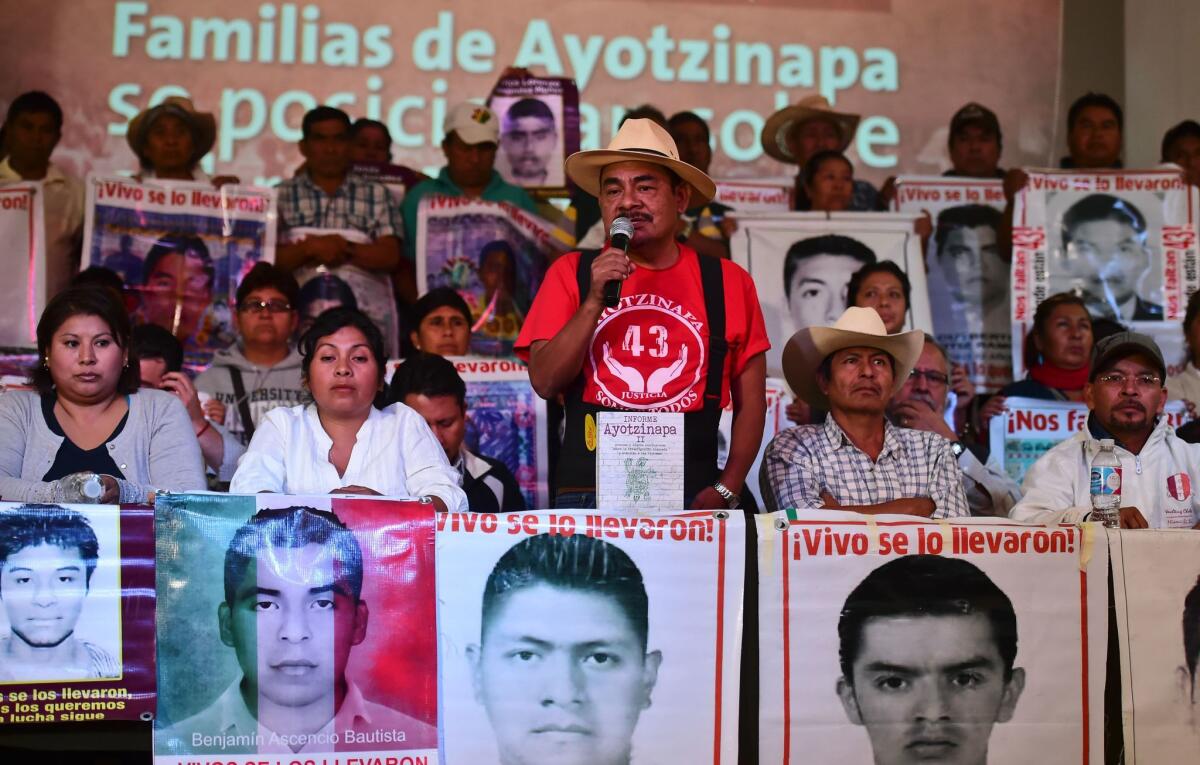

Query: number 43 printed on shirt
623,325,669,357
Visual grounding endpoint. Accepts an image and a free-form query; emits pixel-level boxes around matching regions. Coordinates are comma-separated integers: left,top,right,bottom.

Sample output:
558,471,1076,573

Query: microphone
603,216,635,308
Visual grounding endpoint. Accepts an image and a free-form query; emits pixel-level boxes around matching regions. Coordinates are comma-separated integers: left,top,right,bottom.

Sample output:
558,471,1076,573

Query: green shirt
401,168,538,262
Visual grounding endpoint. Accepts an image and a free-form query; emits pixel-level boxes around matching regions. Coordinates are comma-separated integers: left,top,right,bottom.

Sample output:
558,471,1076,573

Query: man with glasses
196,263,306,447
1012,332,1200,528
888,335,1020,516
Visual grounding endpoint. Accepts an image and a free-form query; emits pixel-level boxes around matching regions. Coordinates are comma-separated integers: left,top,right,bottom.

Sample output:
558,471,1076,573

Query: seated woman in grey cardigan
0,286,206,503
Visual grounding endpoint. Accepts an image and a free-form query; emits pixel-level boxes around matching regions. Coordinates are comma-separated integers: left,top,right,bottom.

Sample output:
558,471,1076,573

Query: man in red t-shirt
515,119,769,509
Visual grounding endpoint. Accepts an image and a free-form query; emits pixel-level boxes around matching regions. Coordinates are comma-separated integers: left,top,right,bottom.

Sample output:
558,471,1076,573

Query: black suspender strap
696,251,727,413
226,367,256,443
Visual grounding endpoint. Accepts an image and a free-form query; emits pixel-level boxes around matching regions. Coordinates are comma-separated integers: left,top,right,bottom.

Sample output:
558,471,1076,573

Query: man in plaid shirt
761,307,969,517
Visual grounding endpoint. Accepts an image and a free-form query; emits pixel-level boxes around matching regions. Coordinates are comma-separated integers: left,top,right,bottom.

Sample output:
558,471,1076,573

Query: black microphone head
609,216,635,244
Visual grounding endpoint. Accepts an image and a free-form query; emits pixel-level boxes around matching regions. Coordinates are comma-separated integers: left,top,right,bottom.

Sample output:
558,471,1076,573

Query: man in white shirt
1011,332,1200,528
0,91,84,299
158,506,436,755
888,334,1021,516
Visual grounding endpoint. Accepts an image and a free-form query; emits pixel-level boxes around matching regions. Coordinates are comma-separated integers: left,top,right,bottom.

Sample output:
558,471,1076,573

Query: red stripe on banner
1079,545,1090,765
26,190,36,343
781,523,792,764
712,516,727,764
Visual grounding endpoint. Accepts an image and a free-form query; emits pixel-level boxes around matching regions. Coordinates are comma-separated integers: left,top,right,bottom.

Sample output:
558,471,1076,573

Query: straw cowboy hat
126,96,216,166
761,95,861,164
783,307,923,409
565,118,716,201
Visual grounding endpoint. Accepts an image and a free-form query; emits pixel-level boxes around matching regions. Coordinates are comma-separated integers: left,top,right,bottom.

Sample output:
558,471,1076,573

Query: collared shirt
276,172,399,241
761,415,970,517
401,168,538,261
0,158,84,298
157,675,437,754
229,402,467,512
0,637,119,681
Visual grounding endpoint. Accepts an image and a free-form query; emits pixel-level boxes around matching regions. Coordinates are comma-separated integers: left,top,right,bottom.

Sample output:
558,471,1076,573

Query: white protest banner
715,179,794,213
81,175,276,370
437,508,744,764
893,176,1009,390
388,355,550,509
989,396,1191,486
758,510,1108,764
1110,530,1200,762
416,196,569,357
154,494,438,763
1011,169,1200,325
731,212,932,381
0,183,45,348
0,502,155,724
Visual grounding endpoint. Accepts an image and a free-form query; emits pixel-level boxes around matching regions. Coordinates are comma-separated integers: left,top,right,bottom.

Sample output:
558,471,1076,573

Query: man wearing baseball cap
516,118,769,510
761,307,969,517
760,94,880,211
945,102,1005,179
401,101,538,263
1012,332,1200,529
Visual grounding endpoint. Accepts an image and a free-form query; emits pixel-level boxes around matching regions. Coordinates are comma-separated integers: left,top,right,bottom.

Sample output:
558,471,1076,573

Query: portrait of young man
933,205,1007,332
498,97,561,188
836,554,1025,765
158,506,436,754
466,532,661,765
784,235,877,331
0,505,119,682
1054,193,1160,321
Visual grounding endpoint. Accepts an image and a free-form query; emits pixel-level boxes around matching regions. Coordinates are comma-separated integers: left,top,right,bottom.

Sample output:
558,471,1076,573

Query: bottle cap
81,474,104,501
1100,439,1115,449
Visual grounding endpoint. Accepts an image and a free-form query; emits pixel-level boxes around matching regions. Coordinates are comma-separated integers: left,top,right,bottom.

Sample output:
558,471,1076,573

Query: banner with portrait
989,397,1191,486
0,502,155,724
893,176,1009,391
731,212,933,381
153,493,437,764
81,175,277,371
1110,529,1200,762
758,510,1109,764
714,179,794,213
0,183,46,349
488,74,581,193
438,508,745,764
1011,169,1200,328
416,197,569,357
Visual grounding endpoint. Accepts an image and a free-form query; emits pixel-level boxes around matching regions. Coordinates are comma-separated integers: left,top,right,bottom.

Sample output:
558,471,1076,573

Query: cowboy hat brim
782,324,924,410
565,148,717,202
760,105,860,164
126,103,217,167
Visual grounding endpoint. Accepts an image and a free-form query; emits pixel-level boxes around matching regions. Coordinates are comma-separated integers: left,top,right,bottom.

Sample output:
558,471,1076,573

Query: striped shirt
761,414,969,517
276,172,399,239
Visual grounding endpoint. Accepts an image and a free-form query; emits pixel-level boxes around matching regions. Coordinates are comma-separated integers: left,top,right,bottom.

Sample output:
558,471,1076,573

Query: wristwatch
712,481,741,509
949,441,966,458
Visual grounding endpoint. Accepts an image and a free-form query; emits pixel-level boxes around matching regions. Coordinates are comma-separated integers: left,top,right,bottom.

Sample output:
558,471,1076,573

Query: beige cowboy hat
126,96,217,166
761,95,860,164
565,118,716,201
783,307,923,409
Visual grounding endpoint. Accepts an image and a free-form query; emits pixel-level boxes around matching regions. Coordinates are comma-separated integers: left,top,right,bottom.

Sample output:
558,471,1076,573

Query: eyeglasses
239,299,292,314
908,369,950,386
1094,373,1162,389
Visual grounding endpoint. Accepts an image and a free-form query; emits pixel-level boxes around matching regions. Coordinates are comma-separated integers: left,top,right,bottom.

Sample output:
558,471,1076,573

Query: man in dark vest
516,119,769,510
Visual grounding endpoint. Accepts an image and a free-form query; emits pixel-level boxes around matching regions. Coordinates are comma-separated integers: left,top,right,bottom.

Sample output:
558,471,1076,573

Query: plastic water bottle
1089,439,1121,528
63,472,105,503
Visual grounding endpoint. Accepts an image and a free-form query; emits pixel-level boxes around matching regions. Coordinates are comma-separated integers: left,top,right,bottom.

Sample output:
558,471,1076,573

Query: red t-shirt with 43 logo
515,245,770,412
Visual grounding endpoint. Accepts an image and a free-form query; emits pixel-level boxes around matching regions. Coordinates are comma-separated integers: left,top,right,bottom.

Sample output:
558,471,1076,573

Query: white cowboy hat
565,118,716,201
783,307,923,409
760,95,861,164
